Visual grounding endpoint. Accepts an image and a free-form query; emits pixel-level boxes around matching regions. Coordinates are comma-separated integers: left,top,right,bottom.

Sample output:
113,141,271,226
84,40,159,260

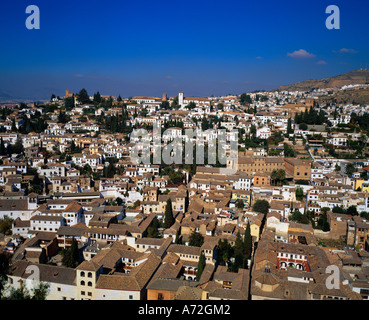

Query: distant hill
278,69,369,92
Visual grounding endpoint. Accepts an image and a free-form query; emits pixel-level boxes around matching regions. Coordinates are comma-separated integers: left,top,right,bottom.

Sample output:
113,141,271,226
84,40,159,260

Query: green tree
189,230,204,247
243,222,252,260
160,101,170,110
295,187,304,201
164,198,174,229
186,102,196,110
78,88,90,104
62,238,79,268
317,212,330,232
0,252,11,299
0,138,6,156
346,206,358,216
239,93,252,105
284,143,296,157
93,91,102,104
0,217,13,235
64,96,75,110
196,252,206,281
345,163,356,176
252,200,270,214
5,281,49,300
332,206,346,214
217,239,232,266
147,218,161,238
287,118,293,134
235,199,245,209
175,227,182,244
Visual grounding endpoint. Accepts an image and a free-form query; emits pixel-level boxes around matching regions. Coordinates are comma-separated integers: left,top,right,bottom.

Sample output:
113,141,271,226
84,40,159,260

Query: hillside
278,69,369,92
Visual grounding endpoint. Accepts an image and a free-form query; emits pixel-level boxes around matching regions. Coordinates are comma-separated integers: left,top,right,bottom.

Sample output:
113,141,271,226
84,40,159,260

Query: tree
290,209,302,222
93,91,102,104
186,102,196,110
252,200,270,214
0,252,11,299
271,169,286,186
239,93,252,105
243,222,252,260
0,217,13,235
147,217,161,238
11,119,17,132
160,101,170,110
235,199,245,209
0,138,6,156
317,212,330,232
295,187,304,201
287,118,293,134
230,231,245,272
78,88,90,104
175,227,182,244
141,108,148,117
189,230,204,247
217,239,232,266
360,211,369,220
103,162,116,178
164,198,174,229
31,282,50,300
5,281,49,300
345,163,356,176
332,206,346,214
64,96,75,110
284,143,296,157
196,252,206,281
62,238,79,268
346,206,358,216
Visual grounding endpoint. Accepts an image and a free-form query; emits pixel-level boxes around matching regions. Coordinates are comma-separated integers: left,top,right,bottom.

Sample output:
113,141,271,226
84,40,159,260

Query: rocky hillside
279,69,369,92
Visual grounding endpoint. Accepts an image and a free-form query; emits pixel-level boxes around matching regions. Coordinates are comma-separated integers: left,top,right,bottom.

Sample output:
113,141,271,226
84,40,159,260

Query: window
88,292,92,297
129,295,133,300
80,271,85,277
88,272,92,278
158,293,164,300
57,287,61,292
81,281,85,286
88,282,92,287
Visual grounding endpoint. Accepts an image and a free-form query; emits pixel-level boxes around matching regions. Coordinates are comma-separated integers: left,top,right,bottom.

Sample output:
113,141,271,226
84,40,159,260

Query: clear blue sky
0,0,368,100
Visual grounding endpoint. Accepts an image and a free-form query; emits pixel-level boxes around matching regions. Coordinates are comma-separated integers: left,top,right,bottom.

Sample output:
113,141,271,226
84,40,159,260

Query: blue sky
0,0,368,100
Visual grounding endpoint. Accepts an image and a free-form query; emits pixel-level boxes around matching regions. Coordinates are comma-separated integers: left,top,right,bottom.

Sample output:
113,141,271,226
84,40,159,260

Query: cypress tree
196,252,206,281
243,222,252,260
164,198,174,229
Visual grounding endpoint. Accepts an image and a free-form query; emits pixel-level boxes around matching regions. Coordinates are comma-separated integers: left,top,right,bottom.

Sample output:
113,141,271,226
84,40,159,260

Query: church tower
178,91,184,108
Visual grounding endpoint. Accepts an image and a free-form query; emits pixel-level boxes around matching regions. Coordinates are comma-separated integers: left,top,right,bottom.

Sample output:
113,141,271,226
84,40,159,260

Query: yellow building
355,179,365,191
232,190,251,206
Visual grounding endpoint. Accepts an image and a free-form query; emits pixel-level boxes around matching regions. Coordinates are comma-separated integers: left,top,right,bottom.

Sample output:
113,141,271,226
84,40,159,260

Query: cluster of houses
1,87,369,300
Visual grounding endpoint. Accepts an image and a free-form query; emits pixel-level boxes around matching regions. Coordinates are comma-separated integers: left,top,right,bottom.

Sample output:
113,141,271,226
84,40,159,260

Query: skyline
1,0,369,100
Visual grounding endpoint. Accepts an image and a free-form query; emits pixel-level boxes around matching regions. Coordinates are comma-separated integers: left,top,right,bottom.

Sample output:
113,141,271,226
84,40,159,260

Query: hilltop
278,69,369,92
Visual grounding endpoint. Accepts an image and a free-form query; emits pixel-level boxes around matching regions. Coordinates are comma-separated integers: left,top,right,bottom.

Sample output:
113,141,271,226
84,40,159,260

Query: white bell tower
178,91,184,108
